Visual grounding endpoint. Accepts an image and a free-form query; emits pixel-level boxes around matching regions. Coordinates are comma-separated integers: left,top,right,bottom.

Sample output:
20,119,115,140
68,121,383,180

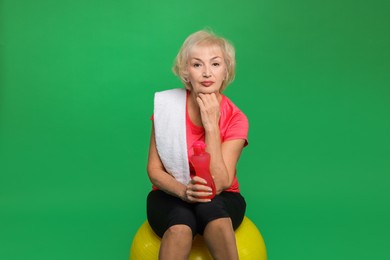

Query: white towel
154,88,190,185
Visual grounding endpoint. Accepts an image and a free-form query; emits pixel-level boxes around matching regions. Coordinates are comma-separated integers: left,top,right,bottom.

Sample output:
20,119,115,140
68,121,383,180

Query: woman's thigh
147,190,197,237
194,192,246,234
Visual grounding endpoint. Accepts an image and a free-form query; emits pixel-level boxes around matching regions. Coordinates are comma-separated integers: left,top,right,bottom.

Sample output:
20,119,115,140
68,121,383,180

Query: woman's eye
212,63,220,67
193,63,201,68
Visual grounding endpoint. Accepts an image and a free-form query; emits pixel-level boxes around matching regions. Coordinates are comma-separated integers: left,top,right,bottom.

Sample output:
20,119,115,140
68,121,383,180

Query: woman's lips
201,81,214,87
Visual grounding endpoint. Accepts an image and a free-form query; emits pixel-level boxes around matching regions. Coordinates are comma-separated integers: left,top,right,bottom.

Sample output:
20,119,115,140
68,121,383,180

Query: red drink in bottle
190,141,216,199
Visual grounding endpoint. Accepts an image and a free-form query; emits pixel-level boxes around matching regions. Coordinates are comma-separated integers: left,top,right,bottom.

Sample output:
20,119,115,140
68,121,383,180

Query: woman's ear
182,70,190,82
224,67,229,81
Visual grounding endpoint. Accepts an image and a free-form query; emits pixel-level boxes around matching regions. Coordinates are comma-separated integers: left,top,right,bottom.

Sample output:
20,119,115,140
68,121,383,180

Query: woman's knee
163,224,193,239
204,218,234,234
159,225,193,259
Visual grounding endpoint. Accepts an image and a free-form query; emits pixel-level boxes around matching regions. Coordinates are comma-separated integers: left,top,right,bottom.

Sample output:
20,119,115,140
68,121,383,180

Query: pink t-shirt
185,91,248,193
151,91,249,193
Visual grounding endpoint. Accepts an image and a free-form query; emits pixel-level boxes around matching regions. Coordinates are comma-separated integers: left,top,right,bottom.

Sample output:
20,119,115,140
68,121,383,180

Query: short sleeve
222,110,249,146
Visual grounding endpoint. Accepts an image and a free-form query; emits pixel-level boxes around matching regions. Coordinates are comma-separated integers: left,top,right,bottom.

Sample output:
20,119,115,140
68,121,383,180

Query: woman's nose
202,66,211,77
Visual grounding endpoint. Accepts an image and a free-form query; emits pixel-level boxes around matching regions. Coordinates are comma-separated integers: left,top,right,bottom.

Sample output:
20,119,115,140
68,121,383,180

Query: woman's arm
197,93,245,193
147,124,213,201
207,135,245,193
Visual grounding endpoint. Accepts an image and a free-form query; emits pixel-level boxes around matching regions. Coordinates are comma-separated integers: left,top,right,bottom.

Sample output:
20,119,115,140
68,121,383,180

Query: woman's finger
185,188,211,202
192,176,207,185
192,183,212,192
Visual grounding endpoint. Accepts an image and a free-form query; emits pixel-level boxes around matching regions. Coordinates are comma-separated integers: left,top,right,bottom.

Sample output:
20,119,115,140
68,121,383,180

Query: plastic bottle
190,141,216,199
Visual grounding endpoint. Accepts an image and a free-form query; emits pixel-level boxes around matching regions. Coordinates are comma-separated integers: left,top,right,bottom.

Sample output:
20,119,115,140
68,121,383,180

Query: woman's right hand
184,176,213,203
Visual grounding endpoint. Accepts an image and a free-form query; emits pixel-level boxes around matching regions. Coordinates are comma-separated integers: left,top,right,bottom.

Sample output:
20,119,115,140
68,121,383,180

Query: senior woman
147,30,248,260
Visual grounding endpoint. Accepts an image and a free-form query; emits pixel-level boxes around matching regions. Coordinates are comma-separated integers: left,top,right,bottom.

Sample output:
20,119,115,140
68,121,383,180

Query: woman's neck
187,91,203,127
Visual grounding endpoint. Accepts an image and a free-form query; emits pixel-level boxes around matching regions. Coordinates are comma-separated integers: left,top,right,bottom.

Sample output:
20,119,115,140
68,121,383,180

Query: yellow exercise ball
129,216,267,260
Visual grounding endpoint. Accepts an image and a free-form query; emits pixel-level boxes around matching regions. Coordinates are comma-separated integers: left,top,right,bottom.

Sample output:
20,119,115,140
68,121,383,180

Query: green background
1,0,389,259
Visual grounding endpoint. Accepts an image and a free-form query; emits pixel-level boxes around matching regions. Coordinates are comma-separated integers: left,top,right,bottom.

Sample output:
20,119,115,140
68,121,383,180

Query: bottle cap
193,141,206,155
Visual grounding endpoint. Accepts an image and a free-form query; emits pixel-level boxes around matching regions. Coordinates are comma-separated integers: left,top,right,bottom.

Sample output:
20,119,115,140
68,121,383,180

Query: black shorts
147,190,246,238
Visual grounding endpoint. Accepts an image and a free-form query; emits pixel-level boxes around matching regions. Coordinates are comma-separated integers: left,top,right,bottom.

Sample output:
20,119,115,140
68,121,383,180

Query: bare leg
159,224,193,260
203,218,239,260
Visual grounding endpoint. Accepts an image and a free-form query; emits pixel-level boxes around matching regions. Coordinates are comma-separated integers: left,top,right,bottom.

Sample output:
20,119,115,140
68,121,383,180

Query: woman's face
186,44,227,95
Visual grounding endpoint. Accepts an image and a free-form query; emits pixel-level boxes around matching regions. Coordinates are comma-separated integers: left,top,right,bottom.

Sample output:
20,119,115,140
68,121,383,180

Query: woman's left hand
196,93,220,132
185,176,213,203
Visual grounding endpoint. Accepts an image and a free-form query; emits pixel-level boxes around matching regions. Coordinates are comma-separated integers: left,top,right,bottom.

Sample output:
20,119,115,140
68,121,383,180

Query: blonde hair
172,30,236,92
